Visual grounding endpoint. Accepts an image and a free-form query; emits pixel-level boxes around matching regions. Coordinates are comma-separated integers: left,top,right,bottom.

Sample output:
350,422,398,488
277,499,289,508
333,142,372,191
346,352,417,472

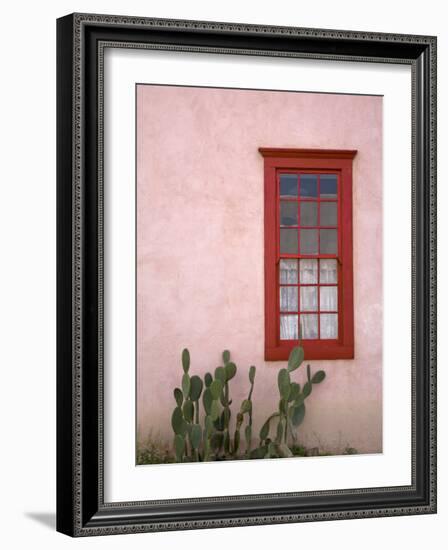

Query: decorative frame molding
57,13,437,537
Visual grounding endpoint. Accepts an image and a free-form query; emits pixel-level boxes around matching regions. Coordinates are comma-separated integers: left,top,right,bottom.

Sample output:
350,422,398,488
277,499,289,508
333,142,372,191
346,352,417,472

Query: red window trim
259,148,357,361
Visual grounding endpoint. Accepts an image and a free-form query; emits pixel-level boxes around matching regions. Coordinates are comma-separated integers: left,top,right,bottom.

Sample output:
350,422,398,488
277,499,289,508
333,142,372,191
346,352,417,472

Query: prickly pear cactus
171,346,323,462
253,346,326,459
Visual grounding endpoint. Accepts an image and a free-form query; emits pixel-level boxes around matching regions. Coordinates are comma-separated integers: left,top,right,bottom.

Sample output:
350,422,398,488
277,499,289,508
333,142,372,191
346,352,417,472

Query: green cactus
174,387,183,408
278,369,291,400
190,375,203,401
244,425,252,453
209,379,223,399
202,387,213,415
182,348,190,373
182,399,194,422
218,354,234,458
225,362,237,381
171,407,186,436
190,424,202,461
288,346,304,372
214,366,226,385
233,425,241,454
182,372,191,399
246,366,256,452
172,348,256,461
289,402,306,427
171,346,323,462
258,412,279,443
174,434,185,462
231,365,257,458
312,370,326,384
211,432,224,453
289,382,301,402
210,400,220,421
190,375,203,424
203,414,214,461
253,347,326,459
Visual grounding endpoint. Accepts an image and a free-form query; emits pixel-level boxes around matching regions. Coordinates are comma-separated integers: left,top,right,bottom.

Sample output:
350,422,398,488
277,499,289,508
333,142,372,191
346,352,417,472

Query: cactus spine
233,365,256,457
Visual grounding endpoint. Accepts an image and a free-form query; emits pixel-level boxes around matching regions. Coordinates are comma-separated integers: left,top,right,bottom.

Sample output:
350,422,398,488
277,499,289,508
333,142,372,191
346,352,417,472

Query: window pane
320,286,338,311
320,313,338,339
320,202,338,226
300,229,318,254
320,229,338,254
280,259,298,284
280,315,298,340
319,259,338,283
299,259,318,283
300,202,318,226
280,287,298,312
280,229,298,254
300,175,318,198
280,201,298,226
320,175,338,198
280,174,298,198
300,314,318,339
300,286,318,311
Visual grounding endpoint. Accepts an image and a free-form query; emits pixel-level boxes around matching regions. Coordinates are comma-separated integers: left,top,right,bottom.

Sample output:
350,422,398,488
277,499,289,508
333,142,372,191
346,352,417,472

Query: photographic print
136,84,383,464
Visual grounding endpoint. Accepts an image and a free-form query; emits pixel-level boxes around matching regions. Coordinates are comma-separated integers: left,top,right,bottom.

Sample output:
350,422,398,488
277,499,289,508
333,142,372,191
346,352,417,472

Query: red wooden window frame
259,148,357,361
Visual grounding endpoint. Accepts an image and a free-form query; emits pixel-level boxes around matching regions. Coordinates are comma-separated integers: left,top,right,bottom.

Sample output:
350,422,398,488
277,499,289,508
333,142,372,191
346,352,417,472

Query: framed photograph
56,13,437,536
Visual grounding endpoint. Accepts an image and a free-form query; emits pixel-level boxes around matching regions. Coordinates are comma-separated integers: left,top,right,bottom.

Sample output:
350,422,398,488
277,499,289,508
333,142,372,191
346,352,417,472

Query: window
259,148,357,360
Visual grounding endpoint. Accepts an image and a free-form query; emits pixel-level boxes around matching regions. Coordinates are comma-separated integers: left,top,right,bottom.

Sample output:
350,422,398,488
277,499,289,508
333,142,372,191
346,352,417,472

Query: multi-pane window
278,173,339,341
259,148,356,360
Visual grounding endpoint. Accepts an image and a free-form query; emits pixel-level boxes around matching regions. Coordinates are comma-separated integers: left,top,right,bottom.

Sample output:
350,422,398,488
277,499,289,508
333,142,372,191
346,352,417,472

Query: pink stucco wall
136,84,382,455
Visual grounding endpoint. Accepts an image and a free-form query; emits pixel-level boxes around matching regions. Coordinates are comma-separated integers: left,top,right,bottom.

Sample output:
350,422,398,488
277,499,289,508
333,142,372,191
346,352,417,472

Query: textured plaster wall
136,84,382,455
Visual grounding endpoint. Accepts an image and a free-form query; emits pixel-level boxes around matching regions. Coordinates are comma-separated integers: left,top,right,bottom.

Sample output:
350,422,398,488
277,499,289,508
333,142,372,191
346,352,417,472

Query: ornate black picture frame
56,13,437,537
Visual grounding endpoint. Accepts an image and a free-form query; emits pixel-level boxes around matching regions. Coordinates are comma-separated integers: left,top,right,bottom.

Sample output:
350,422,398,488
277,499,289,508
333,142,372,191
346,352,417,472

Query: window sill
265,343,354,361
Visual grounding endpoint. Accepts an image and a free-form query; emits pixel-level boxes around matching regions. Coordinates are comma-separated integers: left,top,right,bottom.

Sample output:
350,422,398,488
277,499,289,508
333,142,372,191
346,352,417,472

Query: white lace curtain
279,258,338,340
